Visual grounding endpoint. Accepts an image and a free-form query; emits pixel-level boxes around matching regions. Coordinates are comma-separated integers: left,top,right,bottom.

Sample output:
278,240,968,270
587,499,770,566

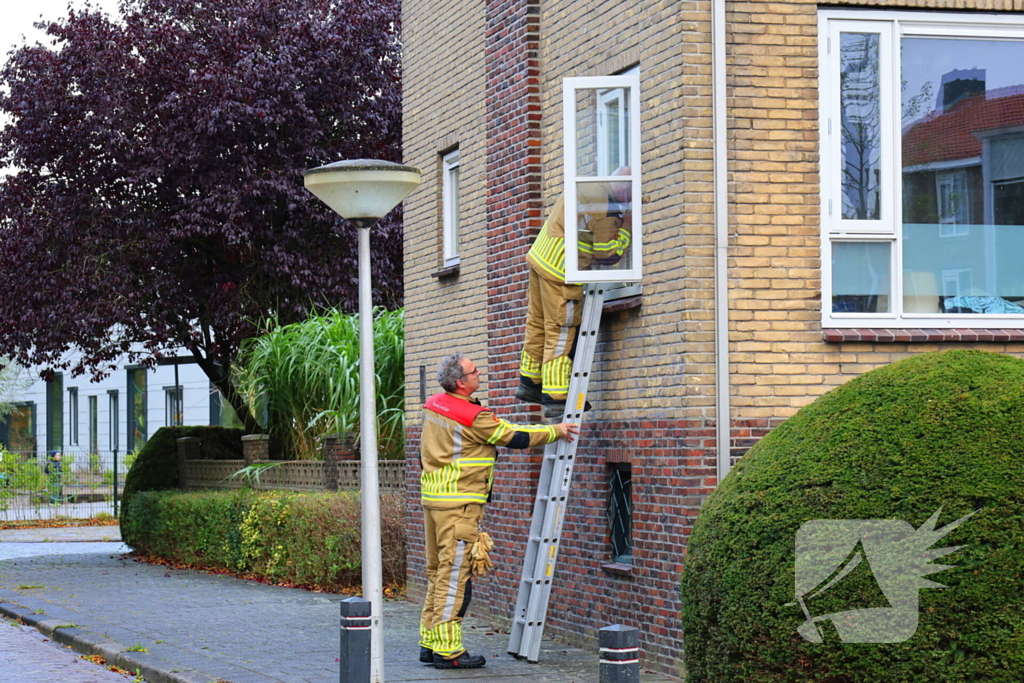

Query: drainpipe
712,0,731,483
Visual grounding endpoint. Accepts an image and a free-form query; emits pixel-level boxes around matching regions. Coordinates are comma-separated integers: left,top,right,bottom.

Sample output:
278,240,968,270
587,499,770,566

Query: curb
0,597,254,683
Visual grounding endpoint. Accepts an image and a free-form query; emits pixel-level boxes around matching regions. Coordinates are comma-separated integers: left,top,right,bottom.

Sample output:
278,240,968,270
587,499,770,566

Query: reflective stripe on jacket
526,195,630,282
420,392,557,508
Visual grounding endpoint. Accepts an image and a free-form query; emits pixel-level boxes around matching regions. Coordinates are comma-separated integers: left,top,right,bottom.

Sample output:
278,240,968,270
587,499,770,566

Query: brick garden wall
403,0,1024,678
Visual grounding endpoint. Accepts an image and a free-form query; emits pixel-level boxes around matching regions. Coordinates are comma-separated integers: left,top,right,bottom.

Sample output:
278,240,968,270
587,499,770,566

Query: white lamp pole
303,159,421,683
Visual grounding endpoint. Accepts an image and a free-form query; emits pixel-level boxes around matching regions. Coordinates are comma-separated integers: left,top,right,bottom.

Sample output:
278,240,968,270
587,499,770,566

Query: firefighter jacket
526,194,632,283
420,392,558,509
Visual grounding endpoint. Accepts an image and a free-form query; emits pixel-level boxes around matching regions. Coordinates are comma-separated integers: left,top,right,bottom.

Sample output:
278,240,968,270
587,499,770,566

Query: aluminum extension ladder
507,283,607,662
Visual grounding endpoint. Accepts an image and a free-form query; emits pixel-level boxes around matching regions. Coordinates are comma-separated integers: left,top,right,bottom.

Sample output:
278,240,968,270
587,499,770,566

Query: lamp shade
304,159,421,224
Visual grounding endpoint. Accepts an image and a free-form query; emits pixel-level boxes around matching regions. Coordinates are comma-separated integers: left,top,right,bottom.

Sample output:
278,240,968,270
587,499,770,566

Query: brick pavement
0,528,676,683
0,617,134,683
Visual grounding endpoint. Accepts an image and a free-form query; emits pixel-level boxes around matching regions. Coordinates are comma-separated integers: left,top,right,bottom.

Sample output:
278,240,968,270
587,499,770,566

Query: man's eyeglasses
462,368,481,378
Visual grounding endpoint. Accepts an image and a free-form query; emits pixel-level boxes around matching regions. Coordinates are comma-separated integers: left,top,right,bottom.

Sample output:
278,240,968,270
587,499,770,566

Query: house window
0,402,36,453
209,383,245,429
164,385,183,427
563,71,643,283
45,373,63,453
821,11,1024,326
606,464,633,565
68,387,79,446
441,149,461,267
108,391,119,451
937,171,970,235
88,396,98,454
127,368,147,451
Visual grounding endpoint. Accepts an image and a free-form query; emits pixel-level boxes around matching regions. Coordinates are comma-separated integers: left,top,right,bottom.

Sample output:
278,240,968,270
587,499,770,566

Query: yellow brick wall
726,0,1024,426
402,0,490,415
538,1,719,424
405,0,1024,430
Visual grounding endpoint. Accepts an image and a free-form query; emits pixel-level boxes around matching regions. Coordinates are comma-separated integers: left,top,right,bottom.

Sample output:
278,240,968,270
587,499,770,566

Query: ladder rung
508,284,607,662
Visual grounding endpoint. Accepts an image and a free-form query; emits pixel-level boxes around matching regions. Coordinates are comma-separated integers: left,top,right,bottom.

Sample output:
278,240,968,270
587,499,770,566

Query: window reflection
901,38,1024,315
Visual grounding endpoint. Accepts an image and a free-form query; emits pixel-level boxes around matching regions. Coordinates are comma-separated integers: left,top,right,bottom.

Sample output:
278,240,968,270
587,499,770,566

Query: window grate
606,464,633,564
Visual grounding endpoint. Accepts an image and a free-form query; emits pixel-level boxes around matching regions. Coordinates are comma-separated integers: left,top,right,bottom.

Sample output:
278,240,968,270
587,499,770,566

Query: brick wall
403,0,1024,678
402,0,491,600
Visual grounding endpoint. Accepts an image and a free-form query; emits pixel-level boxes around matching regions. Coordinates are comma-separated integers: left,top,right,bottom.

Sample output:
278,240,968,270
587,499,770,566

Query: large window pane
901,37,1024,315
840,33,882,220
575,86,633,177
574,180,634,275
832,242,891,313
46,373,63,453
128,368,147,450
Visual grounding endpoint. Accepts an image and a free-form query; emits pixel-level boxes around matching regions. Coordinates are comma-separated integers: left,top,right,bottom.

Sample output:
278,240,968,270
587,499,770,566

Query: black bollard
339,597,371,683
599,624,640,683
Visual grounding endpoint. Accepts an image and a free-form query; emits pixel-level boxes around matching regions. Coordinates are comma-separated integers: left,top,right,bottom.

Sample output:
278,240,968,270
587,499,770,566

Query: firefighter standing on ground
419,353,578,669
517,167,633,416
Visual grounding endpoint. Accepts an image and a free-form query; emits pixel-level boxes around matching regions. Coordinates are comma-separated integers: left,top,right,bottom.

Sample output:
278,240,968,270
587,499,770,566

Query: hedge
120,425,245,540
122,489,407,589
680,349,1024,683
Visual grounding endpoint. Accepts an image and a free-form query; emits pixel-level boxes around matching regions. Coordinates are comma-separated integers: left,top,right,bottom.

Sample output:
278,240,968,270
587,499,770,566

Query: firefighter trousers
419,503,484,658
519,267,584,401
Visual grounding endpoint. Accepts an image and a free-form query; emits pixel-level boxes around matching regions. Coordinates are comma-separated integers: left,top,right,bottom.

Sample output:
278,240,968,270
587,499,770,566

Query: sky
1,0,121,65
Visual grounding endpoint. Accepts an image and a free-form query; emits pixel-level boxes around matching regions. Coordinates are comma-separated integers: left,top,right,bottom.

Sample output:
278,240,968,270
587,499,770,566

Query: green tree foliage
232,308,404,460
681,349,1024,682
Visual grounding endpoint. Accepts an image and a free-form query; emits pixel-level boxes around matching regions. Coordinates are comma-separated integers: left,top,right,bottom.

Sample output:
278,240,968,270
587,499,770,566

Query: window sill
823,328,1024,343
600,562,634,577
603,295,641,313
432,264,460,280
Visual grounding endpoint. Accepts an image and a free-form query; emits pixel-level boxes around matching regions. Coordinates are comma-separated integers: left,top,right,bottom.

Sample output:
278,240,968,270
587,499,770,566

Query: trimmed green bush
120,426,244,545
122,489,407,588
680,349,1024,682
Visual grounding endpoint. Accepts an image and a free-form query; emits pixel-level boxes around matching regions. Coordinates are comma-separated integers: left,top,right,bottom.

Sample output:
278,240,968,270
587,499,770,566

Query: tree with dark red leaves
0,0,402,432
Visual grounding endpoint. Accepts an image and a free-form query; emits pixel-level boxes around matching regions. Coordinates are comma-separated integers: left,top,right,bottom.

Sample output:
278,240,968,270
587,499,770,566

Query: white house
0,352,243,457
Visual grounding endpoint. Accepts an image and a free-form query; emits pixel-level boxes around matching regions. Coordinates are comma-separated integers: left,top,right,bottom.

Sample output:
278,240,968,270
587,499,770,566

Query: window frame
68,387,79,446
820,10,1024,329
164,385,184,427
441,148,461,268
108,390,119,451
88,395,98,455
563,73,643,283
606,463,634,566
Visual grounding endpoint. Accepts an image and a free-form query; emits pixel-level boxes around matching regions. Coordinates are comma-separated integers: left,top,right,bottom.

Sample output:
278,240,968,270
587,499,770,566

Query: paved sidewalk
0,527,677,683
0,618,133,683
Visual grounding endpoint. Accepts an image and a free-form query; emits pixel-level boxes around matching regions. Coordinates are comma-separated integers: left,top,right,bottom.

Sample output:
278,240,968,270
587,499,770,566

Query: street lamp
304,159,421,683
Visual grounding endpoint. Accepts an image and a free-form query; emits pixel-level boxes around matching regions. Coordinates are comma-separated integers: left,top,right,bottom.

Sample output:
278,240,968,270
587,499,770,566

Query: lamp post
304,159,421,683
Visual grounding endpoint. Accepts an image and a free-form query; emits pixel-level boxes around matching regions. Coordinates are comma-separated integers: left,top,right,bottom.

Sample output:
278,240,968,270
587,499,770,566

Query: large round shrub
120,426,243,544
681,349,1024,682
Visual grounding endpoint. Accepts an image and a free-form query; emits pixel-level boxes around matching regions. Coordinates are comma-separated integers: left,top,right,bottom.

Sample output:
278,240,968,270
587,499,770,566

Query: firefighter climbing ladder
507,283,607,663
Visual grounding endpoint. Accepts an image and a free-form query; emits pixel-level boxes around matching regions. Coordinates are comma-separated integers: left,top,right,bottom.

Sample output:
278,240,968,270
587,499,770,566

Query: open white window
821,11,1024,327
564,74,642,283
441,149,461,267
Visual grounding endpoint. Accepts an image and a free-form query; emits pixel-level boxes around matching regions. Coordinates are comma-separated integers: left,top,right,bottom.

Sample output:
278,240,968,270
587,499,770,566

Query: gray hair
436,353,467,392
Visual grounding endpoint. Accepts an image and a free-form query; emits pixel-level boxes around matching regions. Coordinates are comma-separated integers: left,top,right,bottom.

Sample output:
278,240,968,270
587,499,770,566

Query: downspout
712,0,731,483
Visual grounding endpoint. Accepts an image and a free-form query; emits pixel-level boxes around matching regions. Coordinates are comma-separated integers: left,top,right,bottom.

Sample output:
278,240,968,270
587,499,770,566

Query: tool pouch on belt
470,531,494,577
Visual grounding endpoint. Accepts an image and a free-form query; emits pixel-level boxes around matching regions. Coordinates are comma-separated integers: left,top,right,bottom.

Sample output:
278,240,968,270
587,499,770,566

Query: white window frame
441,149,460,267
936,170,970,234
564,74,643,284
820,10,1024,328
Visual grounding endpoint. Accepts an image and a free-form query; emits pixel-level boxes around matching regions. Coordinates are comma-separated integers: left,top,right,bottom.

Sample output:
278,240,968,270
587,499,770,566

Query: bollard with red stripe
599,624,640,683
339,597,371,683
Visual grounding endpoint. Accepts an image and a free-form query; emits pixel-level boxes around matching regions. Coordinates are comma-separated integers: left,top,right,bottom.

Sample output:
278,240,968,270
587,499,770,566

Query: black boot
433,651,487,669
515,382,544,404
543,399,592,418
419,646,434,663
